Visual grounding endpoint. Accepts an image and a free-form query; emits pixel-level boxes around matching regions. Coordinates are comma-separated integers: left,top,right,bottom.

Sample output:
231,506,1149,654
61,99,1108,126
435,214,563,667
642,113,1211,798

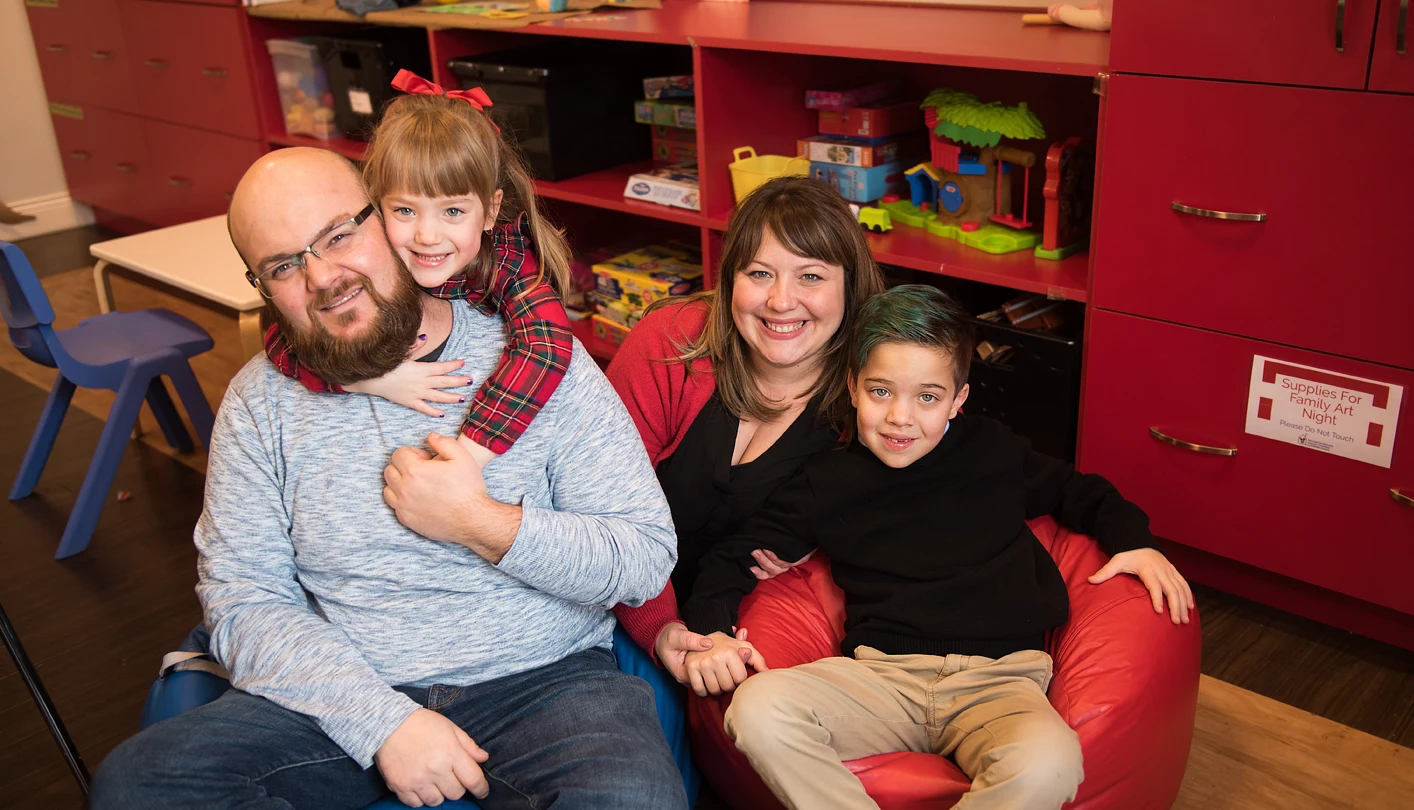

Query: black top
681,414,1159,660
655,391,838,600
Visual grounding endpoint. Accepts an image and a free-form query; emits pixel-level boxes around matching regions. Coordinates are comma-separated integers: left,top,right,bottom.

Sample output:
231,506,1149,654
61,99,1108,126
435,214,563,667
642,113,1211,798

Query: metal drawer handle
145,59,168,68
69,150,90,160
1400,0,1409,56
201,68,228,77
1171,201,1266,222
91,51,116,60
47,44,67,53
1149,427,1238,457
1335,0,1346,52
115,163,137,173
1393,488,1414,508
168,177,194,188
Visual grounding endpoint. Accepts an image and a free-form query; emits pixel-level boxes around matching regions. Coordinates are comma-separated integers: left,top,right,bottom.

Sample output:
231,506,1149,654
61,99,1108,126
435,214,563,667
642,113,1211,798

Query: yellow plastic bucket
729,147,811,203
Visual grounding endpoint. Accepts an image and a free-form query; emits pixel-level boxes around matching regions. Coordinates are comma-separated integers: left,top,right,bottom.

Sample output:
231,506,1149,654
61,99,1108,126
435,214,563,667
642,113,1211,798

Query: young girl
263,69,574,463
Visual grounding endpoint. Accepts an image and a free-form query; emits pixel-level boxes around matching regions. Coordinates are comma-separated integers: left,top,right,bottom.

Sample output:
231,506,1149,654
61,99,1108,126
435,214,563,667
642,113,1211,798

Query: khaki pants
724,647,1083,810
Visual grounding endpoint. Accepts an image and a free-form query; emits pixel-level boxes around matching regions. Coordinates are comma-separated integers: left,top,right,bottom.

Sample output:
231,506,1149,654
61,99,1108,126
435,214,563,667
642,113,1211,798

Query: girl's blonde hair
655,176,887,425
361,92,572,298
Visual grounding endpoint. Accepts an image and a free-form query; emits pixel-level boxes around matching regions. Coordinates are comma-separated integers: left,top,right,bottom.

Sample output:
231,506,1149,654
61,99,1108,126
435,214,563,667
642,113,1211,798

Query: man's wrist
456,494,520,564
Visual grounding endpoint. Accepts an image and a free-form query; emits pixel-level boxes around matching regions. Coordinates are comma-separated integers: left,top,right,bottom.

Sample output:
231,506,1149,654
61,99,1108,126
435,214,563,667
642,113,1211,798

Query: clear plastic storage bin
266,39,337,140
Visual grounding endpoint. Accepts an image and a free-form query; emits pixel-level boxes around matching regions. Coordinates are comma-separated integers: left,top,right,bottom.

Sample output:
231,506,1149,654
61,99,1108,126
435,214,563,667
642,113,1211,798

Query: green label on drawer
26,0,60,8
49,103,83,120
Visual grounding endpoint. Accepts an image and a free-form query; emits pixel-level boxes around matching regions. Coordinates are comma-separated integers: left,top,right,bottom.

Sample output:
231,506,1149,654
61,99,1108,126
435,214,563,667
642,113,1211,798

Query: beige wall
0,1,92,241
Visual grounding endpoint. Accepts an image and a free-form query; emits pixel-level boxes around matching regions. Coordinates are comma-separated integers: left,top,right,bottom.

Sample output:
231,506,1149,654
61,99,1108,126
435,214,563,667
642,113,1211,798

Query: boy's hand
346,359,470,418
1089,548,1195,625
654,622,715,685
749,548,815,580
683,629,768,697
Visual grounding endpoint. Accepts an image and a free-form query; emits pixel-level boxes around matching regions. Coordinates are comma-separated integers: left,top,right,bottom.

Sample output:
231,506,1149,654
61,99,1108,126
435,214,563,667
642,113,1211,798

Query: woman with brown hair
609,175,887,695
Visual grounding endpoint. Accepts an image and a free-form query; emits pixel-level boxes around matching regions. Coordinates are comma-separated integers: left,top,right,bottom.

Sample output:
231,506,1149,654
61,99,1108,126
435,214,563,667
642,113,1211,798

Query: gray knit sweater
194,303,677,768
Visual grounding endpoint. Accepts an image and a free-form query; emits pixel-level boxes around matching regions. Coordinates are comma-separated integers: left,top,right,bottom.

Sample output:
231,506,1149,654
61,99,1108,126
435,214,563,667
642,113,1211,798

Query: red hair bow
390,69,494,112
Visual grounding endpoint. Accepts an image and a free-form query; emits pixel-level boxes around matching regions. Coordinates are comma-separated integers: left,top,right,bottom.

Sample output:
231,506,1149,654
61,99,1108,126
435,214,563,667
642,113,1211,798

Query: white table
90,216,266,360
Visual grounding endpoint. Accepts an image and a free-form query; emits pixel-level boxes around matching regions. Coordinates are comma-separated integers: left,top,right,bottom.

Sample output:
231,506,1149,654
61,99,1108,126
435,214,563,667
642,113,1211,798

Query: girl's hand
1089,548,1196,625
683,629,768,697
346,360,471,418
749,548,815,580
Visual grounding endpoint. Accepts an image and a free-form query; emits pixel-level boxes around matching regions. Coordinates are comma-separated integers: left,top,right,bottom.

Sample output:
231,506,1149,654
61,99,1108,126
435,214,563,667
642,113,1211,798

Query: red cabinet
1079,310,1414,615
121,0,259,138
142,120,262,227
26,0,136,111
1369,0,1414,93
49,110,97,206
1093,74,1414,371
1110,0,1379,90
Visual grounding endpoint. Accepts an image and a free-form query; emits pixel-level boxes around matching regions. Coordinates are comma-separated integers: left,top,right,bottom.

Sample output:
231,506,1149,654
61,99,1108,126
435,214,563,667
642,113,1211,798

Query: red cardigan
607,300,717,655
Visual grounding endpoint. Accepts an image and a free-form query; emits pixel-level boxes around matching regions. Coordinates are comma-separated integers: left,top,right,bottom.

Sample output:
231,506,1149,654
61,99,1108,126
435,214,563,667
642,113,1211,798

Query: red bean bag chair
688,517,1201,810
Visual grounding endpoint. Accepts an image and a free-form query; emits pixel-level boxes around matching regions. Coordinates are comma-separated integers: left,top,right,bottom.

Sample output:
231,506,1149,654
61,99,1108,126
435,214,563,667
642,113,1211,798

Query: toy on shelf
805,80,897,112
856,206,893,234
1036,136,1095,261
729,147,810,203
879,88,1046,255
1022,1,1113,31
266,39,338,140
811,161,906,204
623,164,700,211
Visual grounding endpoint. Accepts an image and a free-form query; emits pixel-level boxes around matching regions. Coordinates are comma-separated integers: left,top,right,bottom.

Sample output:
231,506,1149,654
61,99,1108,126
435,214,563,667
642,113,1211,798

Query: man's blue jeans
90,647,688,809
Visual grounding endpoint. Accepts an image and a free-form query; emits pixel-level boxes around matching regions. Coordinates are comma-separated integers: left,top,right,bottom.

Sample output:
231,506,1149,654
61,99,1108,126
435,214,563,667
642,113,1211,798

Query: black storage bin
317,29,431,141
447,42,685,181
964,314,1082,462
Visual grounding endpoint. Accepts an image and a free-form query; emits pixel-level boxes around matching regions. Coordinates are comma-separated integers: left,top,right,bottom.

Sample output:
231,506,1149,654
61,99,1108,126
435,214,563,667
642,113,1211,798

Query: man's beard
269,256,424,388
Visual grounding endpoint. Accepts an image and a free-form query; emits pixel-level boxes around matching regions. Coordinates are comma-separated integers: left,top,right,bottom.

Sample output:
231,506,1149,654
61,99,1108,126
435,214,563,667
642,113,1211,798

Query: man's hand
383,433,519,561
683,630,768,697
1089,548,1195,625
654,622,715,685
375,708,490,808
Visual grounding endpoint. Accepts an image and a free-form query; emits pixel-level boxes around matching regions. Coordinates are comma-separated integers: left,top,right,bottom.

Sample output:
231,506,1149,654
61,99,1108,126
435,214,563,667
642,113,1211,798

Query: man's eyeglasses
245,204,378,298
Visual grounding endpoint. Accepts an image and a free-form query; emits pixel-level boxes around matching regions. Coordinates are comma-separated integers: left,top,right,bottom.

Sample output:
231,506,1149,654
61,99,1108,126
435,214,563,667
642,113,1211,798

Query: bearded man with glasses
89,148,686,810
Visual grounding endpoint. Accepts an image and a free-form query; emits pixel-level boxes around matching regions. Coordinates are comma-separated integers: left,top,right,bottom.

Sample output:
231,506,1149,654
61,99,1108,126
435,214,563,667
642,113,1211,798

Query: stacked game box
590,242,704,346
799,81,925,204
629,74,699,208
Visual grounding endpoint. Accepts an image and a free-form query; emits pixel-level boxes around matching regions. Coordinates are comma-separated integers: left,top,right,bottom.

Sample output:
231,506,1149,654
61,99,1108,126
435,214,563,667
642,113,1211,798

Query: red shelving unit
534,161,708,229
570,317,620,364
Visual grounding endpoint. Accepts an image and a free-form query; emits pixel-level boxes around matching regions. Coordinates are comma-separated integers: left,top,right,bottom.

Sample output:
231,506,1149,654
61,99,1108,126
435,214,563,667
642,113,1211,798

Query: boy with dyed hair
681,284,1193,810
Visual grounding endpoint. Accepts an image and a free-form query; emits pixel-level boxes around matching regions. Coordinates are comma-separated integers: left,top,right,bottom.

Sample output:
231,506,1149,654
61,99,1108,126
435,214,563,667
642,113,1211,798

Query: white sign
348,89,373,116
1244,355,1403,468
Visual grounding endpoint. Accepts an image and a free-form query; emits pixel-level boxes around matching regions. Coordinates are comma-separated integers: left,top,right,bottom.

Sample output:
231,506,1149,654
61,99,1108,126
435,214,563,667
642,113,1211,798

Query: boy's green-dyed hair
851,285,975,392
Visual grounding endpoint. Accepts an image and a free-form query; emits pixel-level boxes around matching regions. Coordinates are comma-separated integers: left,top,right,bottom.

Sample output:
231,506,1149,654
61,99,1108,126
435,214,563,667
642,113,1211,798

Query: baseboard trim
0,191,94,242
1163,540,1414,651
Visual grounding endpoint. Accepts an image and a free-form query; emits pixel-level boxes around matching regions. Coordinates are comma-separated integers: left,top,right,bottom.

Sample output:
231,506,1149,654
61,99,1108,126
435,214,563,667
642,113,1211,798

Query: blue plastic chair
140,623,700,809
1,241,216,559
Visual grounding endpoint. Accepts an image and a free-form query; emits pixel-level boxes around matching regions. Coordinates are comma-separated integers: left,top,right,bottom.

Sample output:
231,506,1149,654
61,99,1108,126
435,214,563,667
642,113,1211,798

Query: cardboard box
623,164,700,211
809,160,906,203
634,99,696,129
804,80,896,111
592,245,704,309
652,124,696,143
591,314,633,347
643,75,694,99
796,133,924,168
594,296,645,329
653,138,698,165
818,99,923,139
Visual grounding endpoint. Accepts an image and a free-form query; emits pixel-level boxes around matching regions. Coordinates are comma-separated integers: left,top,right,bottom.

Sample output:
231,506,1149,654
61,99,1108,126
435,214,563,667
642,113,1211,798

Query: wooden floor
4,226,1414,809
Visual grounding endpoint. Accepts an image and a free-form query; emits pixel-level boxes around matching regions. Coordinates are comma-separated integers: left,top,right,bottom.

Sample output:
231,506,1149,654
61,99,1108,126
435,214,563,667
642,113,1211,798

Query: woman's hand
683,630,768,697
749,548,815,581
346,359,471,418
1089,548,1195,625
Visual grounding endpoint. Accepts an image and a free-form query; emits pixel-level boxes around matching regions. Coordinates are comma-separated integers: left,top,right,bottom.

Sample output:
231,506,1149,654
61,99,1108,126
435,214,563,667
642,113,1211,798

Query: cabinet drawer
143,121,261,227
78,0,137,113
1110,0,1378,89
27,3,81,104
121,0,258,138
1093,75,1414,370
1369,0,1414,94
50,109,98,205
1079,311,1414,614
86,108,156,223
